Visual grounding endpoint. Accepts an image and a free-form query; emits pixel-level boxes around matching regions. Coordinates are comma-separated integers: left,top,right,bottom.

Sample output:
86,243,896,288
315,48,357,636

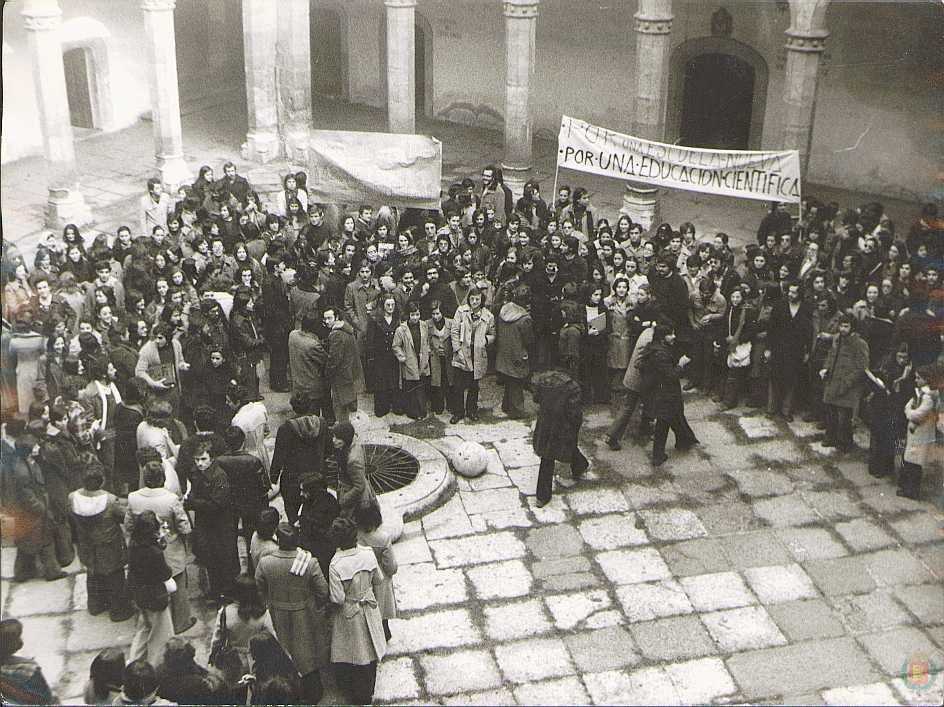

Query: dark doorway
414,22,425,114
63,48,94,129
679,53,754,150
311,7,343,97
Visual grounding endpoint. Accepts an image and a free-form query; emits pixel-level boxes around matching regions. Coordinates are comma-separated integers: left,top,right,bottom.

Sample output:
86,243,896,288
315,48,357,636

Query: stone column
241,0,279,162
631,0,673,141
628,0,672,232
140,0,191,190
501,0,539,200
384,0,416,134
782,30,828,176
276,0,312,162
22,0,91,228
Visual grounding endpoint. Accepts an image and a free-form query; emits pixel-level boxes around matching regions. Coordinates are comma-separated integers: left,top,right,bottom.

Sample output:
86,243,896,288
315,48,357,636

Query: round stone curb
362,430,456,522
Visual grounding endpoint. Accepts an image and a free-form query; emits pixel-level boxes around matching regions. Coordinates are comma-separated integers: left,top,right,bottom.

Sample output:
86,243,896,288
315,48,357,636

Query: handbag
726,341,753,369
208,604,228,667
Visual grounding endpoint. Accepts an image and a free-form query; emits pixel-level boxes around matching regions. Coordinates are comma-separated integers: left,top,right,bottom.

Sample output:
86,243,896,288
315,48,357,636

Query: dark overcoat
531,369,583,463
638,340,685,421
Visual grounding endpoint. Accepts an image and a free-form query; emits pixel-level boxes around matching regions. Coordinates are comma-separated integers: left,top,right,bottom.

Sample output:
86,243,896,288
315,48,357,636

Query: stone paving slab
775,526,850,561
577,514,649,549
743,563,819,604
660,537,732,576
702,605,788,651
821,682,900,706
767,598,848,642
584,666,682,706
387,609,482,655
629,615,718,661
563,626,640,672
484,598,553,641
857,627,944,678
421,649,503,696
544,589,613,631
726,637,883,699
596,547,672,585
465,559,534,600
374,657,422,702
428,531,526,568
665,656,739,704
680,571,756,611
493,637,576,683
392,563,468,611
513,676,590,706
615,579,695,623
831,590,914,634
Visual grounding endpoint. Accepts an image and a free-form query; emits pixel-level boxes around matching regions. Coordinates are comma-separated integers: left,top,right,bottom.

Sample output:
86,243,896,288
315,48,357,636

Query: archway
310,4,347,99
666,37,768,150
680,53,754,149
63,48,94,129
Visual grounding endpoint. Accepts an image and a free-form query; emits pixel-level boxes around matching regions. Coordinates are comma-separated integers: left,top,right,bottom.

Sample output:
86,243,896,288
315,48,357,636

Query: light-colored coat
125,487,192,575
255,548,331,675
134,338,186,388
357,527,398,620
328,546,387,665
392,321,431,381
622,326,655,393
604,295,633,370
450,305,496,380
427,317,454,388
904,389,938,466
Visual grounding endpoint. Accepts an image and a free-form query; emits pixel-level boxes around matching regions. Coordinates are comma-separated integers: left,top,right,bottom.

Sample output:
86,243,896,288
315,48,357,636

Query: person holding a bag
720,285,757,410
127,511,177,665
209,574,274,677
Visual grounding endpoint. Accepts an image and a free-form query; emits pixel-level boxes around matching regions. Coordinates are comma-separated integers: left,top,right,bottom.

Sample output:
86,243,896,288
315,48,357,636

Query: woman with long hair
210,574,275,675
719,286,757,410
276,173,308,216
36,333,67,402
365,293,402,417
245,630,301,705
899,364,939,500
230,290,266,400
581,284,611,404
127,510,175,664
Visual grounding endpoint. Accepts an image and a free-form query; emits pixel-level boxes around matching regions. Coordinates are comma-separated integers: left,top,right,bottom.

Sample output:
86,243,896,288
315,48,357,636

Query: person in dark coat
270,392,331,524
766,282,812,421
365,294,402,417
184,440,240,600
638,324,699,467
820,313,871,452
529,257,565,369
581,284,611,404
230,290,266,401
216,426,273,574
288,314,333,422
11,434,67,582
69,466,134,621
495,284,534,418
1,618,57,705
867,344,913,478
126,511,175,665
531,368,589,507
324,308,363,423
113,380,146,494
260,257,292,391
648,256,691,342
297,474,340,580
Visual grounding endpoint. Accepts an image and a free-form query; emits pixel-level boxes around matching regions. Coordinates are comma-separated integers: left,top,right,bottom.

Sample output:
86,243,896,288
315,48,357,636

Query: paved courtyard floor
2,374,943,705
1,98,941,705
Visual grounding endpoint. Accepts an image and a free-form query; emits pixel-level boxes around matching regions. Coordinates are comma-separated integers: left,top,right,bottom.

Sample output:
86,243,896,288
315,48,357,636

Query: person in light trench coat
898,365,940,500
449,289,496,423
125,460,194,634
328,517,387,707
392,302,431,420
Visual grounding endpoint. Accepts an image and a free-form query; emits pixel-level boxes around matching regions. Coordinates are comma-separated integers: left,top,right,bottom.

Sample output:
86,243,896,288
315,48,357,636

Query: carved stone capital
634,13,674,35
141,0,176,12
784,29,829,53
504,0,539,20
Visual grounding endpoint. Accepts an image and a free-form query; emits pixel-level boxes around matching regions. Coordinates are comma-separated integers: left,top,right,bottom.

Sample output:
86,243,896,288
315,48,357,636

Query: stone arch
59,16,115,131
666,36,769,150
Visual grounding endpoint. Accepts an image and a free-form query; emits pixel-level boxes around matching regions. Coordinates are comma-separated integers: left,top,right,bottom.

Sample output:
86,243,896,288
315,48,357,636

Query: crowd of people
1,156,942,704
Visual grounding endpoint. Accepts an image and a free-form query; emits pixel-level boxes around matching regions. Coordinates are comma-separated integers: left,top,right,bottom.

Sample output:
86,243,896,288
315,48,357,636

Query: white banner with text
557,115,801,203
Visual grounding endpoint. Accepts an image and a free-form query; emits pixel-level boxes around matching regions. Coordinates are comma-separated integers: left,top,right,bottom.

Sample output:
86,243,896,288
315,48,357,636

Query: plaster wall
1,0,151,164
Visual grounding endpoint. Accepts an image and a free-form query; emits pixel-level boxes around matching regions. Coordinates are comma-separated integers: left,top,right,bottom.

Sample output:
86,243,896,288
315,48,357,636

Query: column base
500,163,532,202
44,186,92,230
241,130,281,164
282,129,311,164
620,183,661,233
156,153,192,192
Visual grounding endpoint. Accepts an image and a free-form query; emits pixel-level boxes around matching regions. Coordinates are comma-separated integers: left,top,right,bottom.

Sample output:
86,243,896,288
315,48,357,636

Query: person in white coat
899,365,940,500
